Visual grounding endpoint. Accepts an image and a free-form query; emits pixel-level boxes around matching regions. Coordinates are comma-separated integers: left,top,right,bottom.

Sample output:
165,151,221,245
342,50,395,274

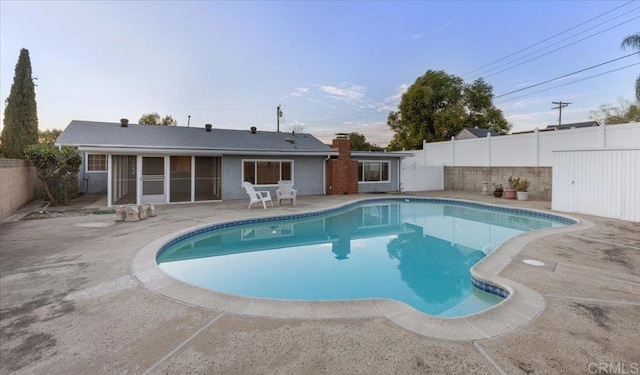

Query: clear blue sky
1,1,638,146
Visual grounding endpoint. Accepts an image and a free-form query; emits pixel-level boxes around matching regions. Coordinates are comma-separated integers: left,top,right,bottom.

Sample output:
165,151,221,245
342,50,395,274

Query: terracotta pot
504,189,517,199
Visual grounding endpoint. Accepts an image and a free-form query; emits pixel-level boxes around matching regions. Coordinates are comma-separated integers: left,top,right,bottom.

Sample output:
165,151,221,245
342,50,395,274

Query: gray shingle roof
456,127,500,138
545,121,599,130
56,120,333,153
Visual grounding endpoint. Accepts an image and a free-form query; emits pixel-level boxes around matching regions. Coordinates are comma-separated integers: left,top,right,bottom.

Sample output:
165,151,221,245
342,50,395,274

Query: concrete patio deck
1,192,638,374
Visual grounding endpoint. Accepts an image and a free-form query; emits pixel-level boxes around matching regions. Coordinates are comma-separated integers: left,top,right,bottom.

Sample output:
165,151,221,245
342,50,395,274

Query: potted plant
493,183,504,198
517,178,530,201
505,176,518,199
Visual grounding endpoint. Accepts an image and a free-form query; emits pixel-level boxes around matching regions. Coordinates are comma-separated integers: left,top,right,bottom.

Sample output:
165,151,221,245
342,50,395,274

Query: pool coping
131,196,593,341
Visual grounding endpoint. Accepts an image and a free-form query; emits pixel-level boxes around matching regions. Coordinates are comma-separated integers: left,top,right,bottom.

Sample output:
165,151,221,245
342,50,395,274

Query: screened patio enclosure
107,155,222,206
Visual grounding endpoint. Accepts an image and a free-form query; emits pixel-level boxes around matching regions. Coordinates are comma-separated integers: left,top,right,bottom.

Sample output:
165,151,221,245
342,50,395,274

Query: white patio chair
276,180,297,206
243,181,273,209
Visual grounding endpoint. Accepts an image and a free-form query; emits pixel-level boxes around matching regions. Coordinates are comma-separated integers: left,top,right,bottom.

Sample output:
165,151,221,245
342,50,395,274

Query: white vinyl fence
406,122,640,167
400,122,640,195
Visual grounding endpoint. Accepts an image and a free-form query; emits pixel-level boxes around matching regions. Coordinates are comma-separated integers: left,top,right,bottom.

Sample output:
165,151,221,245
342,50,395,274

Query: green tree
590,97,640,125
1,48,39,158
386,70,510,150
621,32,640,101
38,129,62,145
24,144,81,206
348,132,383,151
138,112,177,126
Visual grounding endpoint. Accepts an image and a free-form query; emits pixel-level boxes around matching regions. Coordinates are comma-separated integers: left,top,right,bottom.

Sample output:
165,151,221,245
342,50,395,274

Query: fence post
600,123,607,148
423,139,427,165
534,127,539,167
451,136,455,166
487,133,492,167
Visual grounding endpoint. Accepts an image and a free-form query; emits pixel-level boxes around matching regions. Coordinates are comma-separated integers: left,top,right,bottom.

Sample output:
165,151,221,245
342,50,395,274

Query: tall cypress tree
1,48,39,158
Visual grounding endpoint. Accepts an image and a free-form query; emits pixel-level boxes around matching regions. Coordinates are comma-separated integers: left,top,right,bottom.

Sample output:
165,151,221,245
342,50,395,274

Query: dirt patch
515,360,534,374
571,303,611,329
5,333,57,373
602,247,632,269
23,209,97,220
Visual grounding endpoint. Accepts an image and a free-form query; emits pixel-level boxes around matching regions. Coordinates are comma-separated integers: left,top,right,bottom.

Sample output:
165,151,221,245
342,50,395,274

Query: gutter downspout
397,158,402,192
323,155,331,195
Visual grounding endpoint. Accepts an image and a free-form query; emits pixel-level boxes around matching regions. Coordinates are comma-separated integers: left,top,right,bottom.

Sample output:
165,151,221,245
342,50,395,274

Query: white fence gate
552,149,640,222
400,164,443,192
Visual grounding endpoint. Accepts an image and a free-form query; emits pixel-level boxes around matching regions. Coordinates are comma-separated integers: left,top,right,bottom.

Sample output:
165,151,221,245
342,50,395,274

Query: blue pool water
157,199,573,317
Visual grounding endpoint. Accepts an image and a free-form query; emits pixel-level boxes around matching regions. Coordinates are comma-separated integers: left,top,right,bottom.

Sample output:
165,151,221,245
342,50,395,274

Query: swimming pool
157,198,574,317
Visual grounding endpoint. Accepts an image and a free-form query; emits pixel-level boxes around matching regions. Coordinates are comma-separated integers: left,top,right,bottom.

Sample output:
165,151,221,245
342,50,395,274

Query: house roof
351,151,412,159
455,127,500,138
56,120,334,154
544,121,599,130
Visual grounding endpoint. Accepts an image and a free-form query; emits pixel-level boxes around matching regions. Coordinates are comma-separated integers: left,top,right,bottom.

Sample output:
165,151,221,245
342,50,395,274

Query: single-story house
512,121,600,134
55,119,408,206
544,120,599,131
454,127,500,140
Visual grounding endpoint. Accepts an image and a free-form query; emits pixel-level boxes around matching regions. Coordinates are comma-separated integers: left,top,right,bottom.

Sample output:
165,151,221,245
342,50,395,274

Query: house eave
350,151,413,158
69,145,337,157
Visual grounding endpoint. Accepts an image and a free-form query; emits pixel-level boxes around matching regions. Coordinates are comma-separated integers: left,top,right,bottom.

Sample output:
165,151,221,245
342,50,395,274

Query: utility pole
551,101,571,126
277,105,283,132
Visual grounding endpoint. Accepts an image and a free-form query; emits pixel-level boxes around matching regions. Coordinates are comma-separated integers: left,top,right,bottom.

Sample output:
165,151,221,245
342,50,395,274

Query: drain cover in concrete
512,255,557,271
75,222,113,228
523,259,545,266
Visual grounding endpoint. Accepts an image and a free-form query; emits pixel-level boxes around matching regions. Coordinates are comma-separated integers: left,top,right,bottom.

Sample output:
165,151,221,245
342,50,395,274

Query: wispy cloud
318,83,366,102
376,83,409,112
500,97,547,110
314,120,394,147
411,33,424,40
289,87,309,97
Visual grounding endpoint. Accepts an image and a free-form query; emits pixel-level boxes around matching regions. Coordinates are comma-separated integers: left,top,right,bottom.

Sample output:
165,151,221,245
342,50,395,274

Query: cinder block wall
0,159,40,222
444,166,552,201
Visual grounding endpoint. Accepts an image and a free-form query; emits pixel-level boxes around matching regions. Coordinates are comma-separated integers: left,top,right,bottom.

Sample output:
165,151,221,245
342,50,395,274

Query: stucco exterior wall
76,151,108,195
222,155,327,200
445,166,552,201
0,159,40,222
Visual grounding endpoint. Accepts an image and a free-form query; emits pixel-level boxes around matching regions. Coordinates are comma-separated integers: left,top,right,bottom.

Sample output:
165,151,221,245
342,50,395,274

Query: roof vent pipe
250,126,257,134
120,118,129,127
205,123,212,132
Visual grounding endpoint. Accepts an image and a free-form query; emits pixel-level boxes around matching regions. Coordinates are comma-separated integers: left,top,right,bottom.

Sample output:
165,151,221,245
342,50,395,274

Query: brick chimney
326,134,358,195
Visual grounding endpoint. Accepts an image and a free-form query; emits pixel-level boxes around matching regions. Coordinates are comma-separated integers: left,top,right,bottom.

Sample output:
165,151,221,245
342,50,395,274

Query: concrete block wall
445,166,552,201
0,159,41,222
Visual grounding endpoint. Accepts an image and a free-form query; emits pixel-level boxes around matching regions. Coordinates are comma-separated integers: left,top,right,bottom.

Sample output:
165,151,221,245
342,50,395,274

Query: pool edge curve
131,196,592,341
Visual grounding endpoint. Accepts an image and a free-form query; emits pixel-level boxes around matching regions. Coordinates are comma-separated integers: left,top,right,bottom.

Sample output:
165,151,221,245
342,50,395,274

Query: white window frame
85,153,108,173
357,160,390,183
359,204,391,228
241,159,294,187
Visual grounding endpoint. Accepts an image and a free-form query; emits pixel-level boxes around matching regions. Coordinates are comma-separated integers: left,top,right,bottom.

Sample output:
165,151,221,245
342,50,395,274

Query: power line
480,14,640,79
495,52,640,98
495,62,640,104
463,0,636,77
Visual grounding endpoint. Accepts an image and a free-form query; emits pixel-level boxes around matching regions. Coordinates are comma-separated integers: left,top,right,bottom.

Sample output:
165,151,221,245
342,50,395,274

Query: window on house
358,161,389,182
87,154,107,172
361,205,390,227
243,160,293,185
